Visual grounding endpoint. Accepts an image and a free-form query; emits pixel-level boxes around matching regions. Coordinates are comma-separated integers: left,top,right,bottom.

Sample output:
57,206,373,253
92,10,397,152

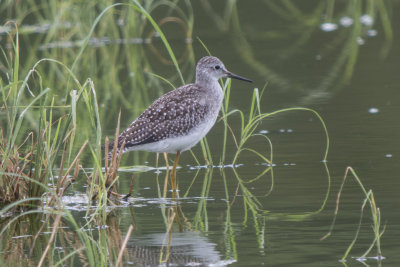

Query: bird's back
107,83,215,155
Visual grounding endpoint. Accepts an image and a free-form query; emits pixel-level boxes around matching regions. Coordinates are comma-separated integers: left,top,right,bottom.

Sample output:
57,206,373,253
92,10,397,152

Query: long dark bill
226,71,253,83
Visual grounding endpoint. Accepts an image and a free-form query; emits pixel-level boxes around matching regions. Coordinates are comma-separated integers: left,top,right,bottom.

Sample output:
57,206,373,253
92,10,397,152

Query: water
1,1,400,266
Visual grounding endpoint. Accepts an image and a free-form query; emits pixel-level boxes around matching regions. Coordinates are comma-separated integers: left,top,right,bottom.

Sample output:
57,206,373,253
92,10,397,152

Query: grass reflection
201,0,395,103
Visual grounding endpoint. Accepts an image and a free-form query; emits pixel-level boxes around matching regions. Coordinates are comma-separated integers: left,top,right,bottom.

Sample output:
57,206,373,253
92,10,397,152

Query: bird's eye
214,65,220,70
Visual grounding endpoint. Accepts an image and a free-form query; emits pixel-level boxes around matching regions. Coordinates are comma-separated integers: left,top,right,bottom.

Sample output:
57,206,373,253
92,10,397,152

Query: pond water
1,1,400,266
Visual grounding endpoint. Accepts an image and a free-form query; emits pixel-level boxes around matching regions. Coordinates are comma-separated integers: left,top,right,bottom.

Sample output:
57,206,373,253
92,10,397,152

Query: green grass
0,1,193,265
0,0,390,265
321,166,384,262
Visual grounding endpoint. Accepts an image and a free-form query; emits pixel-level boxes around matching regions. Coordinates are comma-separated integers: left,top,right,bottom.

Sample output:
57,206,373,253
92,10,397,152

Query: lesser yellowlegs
107,56,252,191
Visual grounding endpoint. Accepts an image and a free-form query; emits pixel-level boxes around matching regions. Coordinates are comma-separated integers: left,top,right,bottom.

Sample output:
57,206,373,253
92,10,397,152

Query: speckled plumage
107,56,252,159
112,84,210,152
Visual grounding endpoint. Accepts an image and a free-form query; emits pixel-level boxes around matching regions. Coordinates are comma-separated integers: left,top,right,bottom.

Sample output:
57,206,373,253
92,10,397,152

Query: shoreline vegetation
0,1,390,266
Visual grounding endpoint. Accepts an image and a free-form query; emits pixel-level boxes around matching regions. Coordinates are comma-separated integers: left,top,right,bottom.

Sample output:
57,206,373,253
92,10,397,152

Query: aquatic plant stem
38,213,62,267
116,225,134,267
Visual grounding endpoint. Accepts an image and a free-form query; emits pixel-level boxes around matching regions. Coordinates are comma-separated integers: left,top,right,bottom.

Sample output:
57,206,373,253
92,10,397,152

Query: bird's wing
109,85,209,150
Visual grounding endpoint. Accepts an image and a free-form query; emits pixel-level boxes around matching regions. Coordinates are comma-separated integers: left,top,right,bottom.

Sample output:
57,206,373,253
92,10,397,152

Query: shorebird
107,56,252,192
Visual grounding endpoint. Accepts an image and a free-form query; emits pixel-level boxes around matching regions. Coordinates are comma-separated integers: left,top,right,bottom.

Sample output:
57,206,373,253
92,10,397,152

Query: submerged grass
322,166,385,262
221,80,330,215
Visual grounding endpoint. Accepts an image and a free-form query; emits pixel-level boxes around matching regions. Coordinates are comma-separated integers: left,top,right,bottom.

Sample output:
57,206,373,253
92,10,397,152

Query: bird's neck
196,76,221,91
194,78,224,112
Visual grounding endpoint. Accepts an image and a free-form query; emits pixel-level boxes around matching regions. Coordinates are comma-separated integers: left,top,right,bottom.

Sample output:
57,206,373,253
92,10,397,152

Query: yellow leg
171,150,181,198
169,151,184,231
163,152,170,170
163,152,169,198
